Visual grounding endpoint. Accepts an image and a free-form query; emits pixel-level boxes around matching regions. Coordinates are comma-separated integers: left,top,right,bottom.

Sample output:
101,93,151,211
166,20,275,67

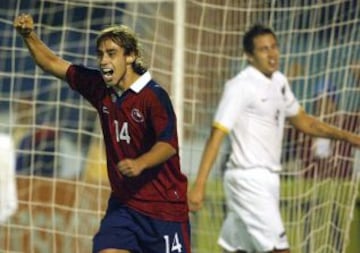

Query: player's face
97,39,133,90
247,33,279,78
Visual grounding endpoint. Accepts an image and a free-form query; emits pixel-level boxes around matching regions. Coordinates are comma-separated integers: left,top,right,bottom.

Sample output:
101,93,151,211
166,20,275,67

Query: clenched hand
14,13,34,36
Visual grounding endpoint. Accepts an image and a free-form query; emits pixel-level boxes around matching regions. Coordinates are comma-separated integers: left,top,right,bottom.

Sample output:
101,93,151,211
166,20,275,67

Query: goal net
0,0,359,253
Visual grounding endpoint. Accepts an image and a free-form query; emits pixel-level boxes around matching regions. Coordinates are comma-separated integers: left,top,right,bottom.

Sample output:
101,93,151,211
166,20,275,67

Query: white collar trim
130,71,151,93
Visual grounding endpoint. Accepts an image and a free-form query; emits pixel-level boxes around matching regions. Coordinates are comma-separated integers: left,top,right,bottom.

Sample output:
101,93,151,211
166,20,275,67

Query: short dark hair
242,24,277,54
96,25,147,75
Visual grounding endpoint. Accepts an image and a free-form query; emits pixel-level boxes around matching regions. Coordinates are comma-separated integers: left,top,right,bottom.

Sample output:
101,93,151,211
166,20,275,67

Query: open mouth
269,59,277,66
101,68,114,78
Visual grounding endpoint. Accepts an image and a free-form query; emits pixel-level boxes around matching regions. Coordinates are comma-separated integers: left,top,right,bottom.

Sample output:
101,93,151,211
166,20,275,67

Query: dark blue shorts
93,195,191,253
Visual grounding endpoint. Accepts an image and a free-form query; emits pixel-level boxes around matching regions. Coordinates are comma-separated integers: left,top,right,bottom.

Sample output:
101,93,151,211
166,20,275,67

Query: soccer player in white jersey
188,24,360,253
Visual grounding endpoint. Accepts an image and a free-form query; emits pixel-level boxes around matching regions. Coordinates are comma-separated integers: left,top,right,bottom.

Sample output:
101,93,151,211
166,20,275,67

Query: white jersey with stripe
214,66,300,172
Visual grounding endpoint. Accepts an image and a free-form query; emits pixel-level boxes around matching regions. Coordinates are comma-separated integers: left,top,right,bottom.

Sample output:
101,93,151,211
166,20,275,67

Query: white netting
0,1,359,253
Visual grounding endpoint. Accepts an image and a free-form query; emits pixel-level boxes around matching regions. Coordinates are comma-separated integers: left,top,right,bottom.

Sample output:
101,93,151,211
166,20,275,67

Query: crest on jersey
131,108,144,123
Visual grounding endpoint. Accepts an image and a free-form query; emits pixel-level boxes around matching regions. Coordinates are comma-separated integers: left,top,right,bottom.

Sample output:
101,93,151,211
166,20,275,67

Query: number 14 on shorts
164,233,183,253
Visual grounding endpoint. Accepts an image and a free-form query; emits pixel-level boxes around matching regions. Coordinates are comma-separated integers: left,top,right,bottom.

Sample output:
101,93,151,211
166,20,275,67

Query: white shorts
218,168,289,252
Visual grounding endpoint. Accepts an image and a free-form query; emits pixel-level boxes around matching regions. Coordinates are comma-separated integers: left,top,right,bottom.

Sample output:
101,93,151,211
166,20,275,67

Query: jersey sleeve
66,64,107,107
149,85,178,150
213,78,250,132
283,78,301,117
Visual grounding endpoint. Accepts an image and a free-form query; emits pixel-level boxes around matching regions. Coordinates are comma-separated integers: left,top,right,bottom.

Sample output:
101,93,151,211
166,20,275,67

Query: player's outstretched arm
188,127,227,212
14,13,70,80
289,108,360,147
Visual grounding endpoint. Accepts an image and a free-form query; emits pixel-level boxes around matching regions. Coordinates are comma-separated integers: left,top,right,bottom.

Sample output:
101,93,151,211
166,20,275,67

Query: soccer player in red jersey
14,14,191,253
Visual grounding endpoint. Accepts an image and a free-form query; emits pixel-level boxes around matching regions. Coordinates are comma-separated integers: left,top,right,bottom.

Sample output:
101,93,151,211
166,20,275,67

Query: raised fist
14,14,34,36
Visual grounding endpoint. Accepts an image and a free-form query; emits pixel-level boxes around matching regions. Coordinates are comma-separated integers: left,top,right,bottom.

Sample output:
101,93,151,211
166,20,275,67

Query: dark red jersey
66,64,189,222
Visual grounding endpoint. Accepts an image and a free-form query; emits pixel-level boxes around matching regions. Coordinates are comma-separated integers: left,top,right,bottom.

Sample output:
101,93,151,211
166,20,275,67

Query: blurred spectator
16,127,57,177
13,97,83,179
13,97,57,177
306,82,340,177
350,61,360,83
82,123,108,184
282,62,305,173
346,62,360,175
286,62,304,81
302,76,359,178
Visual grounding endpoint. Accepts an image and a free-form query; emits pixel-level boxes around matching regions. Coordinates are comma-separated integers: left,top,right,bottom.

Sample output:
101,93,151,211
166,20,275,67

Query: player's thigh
224,250,289,253
99,249,131,253
223,249,289,253
224,169,288,251
142,218,191,253
94,195,190,253
222,250,246,253
272,249,290,253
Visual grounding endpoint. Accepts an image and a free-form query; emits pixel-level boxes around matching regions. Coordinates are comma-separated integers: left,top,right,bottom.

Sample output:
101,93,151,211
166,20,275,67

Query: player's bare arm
188,126,227,212
117,142,176,177
289,108,360,147
14,13,70,80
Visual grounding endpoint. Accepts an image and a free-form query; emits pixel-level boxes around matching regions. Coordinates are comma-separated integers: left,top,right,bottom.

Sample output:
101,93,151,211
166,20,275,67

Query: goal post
1,1,359,253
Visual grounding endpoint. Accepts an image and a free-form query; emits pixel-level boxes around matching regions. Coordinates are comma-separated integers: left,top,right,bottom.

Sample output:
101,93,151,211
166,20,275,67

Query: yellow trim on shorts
212,122,230,134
